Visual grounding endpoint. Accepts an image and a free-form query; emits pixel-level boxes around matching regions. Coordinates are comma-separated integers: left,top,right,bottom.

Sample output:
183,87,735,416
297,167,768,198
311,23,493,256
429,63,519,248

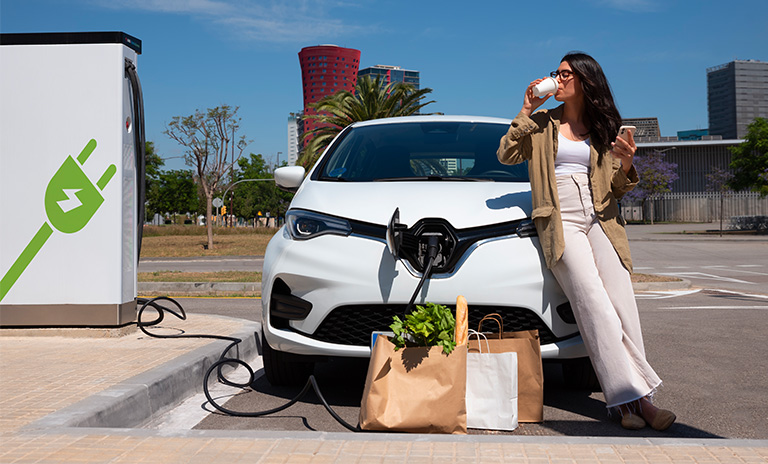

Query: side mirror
274,166,306,193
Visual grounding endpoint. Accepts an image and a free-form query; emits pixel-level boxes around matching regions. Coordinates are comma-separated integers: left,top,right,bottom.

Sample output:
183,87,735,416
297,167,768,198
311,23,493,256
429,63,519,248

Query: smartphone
618,125,636,142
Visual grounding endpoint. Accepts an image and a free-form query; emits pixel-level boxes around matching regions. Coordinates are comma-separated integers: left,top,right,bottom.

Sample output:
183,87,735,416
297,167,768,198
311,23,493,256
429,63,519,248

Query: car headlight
285,210,352,240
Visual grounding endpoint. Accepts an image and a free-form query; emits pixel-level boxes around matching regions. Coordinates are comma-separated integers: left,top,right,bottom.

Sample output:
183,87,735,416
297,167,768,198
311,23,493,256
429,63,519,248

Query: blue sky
2,0,767,171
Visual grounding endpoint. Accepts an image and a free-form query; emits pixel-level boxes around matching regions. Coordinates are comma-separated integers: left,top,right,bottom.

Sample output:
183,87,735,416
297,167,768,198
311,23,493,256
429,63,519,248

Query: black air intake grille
303,305,564,347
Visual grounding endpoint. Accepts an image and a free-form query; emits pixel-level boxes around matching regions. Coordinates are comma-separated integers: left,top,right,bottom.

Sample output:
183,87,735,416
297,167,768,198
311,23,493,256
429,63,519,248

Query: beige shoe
621,412,646,430
650,409,676,431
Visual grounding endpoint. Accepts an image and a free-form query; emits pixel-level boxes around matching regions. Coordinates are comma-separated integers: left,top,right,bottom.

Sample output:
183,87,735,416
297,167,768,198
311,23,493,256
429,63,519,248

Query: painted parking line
708,288,768,299
701,266,768,276
656,271,754,284
635,289,701,300
653,288,768,308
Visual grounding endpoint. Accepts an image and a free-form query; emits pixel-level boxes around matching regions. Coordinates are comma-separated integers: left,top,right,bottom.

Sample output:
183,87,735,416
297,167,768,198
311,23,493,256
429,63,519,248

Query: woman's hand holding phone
611,125,637,174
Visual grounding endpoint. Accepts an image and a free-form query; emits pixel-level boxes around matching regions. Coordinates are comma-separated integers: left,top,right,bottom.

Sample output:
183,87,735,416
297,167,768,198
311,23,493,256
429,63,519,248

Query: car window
315,121,529,182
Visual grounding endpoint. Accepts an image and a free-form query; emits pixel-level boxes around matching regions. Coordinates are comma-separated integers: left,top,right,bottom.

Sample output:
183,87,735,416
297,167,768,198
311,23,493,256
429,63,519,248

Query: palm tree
299,75,435,167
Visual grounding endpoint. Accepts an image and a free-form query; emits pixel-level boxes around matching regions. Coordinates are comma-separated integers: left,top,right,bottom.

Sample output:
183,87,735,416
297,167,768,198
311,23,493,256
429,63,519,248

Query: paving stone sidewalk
2,312,767,463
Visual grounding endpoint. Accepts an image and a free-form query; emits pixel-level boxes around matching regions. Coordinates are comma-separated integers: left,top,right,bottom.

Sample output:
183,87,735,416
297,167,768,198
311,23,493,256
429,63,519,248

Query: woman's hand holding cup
522,77,557,117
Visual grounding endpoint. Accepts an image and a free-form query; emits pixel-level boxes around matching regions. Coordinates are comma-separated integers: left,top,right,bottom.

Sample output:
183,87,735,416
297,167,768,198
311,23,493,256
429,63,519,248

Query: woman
497,52,676,431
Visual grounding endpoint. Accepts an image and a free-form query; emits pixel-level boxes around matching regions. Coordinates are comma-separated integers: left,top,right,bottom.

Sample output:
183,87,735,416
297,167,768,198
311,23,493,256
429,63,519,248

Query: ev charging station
0,32,144,327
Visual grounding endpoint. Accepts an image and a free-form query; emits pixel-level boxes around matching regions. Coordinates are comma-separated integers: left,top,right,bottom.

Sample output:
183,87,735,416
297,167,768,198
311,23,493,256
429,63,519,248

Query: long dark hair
562,52,622,161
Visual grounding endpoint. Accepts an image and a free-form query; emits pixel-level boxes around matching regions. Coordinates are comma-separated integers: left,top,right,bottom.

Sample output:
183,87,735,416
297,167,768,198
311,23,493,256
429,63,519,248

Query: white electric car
261,115,593,387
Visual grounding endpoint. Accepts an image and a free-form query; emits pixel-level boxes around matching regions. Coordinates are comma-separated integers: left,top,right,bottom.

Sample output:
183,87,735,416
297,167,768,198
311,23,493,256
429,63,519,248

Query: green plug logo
0,139,116,301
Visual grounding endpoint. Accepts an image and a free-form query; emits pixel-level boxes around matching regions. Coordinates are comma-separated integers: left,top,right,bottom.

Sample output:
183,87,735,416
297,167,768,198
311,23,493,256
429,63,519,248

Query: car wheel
562,357,602,391
261,331,315,386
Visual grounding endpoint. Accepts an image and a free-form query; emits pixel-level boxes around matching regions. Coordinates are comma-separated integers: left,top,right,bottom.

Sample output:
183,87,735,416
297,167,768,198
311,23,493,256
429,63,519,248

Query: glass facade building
358,64,420,89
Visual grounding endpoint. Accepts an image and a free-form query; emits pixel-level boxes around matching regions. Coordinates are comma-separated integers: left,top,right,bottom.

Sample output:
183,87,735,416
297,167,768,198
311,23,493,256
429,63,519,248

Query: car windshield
314,121,528,182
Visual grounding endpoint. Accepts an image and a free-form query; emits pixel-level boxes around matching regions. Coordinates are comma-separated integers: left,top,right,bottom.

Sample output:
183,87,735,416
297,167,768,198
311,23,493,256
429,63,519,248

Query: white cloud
92,0,372,43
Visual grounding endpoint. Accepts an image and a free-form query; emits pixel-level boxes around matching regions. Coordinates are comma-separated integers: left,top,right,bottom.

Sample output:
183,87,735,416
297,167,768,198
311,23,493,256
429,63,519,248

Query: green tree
156,170,199,223
143,141,165,222
164,105,249,248
729,117,768,196
230,153,293,223
299,75,435,167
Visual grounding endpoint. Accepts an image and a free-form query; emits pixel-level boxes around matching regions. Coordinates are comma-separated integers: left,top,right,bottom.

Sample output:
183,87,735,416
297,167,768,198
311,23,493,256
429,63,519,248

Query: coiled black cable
135,296,361,432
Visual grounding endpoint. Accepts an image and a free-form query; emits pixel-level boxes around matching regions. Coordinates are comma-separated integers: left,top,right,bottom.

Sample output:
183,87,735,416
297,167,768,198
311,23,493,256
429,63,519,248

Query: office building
621,117,661,141
707,59,768,139
287,112,302,166
298,45,361,143
635,139,742,193
358,64,420,89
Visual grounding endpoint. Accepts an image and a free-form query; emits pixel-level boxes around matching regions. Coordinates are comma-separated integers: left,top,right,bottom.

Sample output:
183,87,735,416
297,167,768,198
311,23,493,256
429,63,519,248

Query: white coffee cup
532,77,558,98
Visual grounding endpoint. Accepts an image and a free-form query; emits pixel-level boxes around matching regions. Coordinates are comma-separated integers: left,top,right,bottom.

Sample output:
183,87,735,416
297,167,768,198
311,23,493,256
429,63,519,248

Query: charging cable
135,296,361,432
405,232,442,311
134,233,445,432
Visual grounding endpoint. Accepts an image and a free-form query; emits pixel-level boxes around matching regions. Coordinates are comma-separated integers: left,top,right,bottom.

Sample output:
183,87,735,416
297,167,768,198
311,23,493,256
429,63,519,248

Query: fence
621,191,768,223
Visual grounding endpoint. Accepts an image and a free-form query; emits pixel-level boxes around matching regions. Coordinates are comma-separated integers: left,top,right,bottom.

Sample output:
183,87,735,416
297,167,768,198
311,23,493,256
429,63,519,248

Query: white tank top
555,132,590,176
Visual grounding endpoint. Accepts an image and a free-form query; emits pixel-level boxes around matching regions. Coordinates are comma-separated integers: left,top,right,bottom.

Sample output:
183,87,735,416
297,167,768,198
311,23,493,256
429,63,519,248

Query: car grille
304,304,565,347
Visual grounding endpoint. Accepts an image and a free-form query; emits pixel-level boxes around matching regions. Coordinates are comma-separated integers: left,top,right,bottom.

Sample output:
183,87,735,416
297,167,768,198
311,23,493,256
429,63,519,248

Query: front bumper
262,226,586,359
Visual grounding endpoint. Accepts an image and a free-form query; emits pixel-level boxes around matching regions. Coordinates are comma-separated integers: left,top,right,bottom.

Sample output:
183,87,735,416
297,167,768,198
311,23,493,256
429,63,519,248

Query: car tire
261,331,315,386
562,357,602,391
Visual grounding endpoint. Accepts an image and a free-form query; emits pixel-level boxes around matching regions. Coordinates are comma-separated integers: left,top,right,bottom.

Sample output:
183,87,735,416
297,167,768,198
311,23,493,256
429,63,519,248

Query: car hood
290,180,532,229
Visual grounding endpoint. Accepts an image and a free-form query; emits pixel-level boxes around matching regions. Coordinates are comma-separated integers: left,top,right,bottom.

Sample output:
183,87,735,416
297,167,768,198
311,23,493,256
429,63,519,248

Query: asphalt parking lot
157,285,767,439
143,223,768,438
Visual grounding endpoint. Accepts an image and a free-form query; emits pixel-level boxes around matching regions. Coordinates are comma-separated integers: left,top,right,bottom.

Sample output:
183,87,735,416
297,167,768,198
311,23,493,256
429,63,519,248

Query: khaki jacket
497,105,639,271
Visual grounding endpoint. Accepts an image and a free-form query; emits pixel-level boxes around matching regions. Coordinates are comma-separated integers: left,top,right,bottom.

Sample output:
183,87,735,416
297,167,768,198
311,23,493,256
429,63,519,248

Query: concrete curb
26,318,262,431
631,278,692,292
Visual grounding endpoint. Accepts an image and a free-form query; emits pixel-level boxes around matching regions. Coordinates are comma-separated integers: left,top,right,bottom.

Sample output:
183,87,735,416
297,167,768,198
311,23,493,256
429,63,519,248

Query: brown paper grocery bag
467,314,543,423
359,336,467,434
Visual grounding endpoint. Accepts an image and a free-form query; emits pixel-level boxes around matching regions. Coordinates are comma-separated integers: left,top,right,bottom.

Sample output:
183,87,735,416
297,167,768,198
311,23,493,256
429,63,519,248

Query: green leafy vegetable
390,302,456,355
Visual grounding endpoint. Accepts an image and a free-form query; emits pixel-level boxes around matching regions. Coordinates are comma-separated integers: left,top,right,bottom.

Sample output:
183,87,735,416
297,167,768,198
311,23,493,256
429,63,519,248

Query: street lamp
220,178,276,227
275,151,283,170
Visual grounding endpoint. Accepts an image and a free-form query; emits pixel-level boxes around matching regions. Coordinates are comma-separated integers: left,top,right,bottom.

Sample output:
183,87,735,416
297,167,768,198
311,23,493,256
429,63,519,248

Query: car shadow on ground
196,357,720,438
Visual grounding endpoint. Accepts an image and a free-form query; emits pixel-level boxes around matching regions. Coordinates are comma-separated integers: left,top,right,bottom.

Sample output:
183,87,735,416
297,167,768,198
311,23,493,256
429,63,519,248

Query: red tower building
298,45,361,144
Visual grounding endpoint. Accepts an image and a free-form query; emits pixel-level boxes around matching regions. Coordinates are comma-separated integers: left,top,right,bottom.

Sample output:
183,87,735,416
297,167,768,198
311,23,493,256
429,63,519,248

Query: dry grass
143,225,277,237
138,271,261,282
140,232,275,257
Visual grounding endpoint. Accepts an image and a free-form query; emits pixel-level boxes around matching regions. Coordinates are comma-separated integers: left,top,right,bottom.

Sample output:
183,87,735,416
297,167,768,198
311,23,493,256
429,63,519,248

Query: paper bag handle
467,329,490,353
477,313,504,339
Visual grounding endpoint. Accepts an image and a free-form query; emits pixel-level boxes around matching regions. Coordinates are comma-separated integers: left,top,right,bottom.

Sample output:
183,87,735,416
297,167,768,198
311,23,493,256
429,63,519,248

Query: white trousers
551,173,661,408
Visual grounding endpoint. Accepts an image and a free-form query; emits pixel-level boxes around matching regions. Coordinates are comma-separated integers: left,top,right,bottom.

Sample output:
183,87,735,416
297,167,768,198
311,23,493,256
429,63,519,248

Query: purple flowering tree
623,150,679,224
